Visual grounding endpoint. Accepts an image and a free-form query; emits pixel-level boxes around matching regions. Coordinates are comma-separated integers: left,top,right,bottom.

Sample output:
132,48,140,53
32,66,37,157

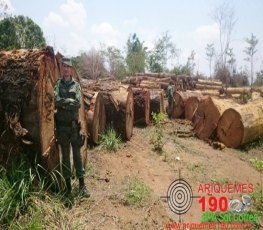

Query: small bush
249,158,263,171
150,112,165,153
125,177,151,208
99,127,121,152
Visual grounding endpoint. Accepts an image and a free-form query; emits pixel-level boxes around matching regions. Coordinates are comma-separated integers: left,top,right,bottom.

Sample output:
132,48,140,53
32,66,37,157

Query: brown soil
64,120,263,230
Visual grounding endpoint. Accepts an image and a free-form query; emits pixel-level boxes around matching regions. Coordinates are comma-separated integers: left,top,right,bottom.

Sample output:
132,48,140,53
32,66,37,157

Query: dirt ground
64,120,263,230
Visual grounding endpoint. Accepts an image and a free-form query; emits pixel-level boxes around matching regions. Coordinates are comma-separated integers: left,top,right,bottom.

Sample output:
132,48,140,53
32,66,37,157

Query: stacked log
132,88,150,126
81,88,106,144
0,47,60,170
192,97,235,140
81,80,134,140
173,91,203,119
217,99,263,148
149,89,165,118
121,73,197,91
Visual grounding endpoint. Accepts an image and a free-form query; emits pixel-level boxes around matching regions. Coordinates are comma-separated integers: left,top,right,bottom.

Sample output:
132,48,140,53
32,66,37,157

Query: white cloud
123,17,138,27
193,23,219,43
43,11,68,28
60,0,87,29
90,22,121,46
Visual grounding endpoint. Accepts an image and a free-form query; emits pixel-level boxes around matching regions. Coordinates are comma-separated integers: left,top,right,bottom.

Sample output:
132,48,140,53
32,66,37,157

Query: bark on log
0,47,60,170
225,87,251,94
149,89,165,118
185,94,204,121
132,88,150,126
197,79,222,86
217,99,263,148
104,85,134,140
173,91,203,118
196,84,222,90
200,90,220,96
82,90,106,144
193,97,235,140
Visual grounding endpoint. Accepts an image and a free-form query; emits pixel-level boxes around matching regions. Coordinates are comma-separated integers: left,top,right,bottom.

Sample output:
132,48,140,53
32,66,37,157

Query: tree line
0,0,262,86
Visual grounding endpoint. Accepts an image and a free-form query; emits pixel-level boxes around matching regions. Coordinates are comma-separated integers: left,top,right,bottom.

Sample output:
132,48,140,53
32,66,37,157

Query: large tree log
82,90,106,144
149,89,165,118
104,85,134,140
132,88,150,125
196,83,222,90
224,87,251,94
197,79,222,86
217,99,263,148
173,91,203,118
193,97,234,140
0,47,60,170
185,94,204,121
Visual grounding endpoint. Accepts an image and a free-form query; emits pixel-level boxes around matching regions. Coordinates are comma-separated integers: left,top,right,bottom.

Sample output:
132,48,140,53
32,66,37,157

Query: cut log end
217,109,244,148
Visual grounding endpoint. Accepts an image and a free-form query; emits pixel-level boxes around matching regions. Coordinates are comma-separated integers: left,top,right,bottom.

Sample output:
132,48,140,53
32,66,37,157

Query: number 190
198,196,228,212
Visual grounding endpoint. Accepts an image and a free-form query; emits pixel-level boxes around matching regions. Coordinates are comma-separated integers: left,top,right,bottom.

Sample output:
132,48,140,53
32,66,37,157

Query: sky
5,0,263,76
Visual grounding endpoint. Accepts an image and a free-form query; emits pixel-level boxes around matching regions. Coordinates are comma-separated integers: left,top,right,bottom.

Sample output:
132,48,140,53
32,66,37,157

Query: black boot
64,179,73,208
79,177,91,198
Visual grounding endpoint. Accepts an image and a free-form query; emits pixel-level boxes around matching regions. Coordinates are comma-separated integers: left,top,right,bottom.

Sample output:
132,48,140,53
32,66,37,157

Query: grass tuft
99,127,121,152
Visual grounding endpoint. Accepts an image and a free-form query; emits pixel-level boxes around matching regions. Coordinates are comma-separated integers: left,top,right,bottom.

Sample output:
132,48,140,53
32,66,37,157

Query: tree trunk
225,87,251,94
149,89,165,118
193,97,234,140
82,90,106,144
173,91,203,118
217,99,263,148
132,88,150,126
196,83,222,90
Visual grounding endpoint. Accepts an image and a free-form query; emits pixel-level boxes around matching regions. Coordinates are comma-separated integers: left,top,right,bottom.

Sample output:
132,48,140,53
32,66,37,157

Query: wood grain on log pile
192,97,235,140
217,99,263,148
132,88,150,126
0,47,60,170
173,91,203,119
185,93,204,121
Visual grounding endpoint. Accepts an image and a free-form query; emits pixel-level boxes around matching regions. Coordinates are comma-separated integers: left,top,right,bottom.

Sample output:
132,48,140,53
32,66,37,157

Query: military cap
62,57,73,67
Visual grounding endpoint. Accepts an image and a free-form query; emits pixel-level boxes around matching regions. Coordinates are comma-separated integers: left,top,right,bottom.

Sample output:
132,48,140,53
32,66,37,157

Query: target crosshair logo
167,178,193,215
162,170,200,219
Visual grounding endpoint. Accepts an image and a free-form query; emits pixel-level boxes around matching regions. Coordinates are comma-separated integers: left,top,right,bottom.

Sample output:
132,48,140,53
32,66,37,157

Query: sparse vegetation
249,158,263,171
150,112,165,153
99,127,121,152
125,176,151,208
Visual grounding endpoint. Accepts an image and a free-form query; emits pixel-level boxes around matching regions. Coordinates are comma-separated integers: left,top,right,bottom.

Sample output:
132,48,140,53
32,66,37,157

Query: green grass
99,127,121,152
0,159,67,229
240,136,263,152
125,176,151,208
249,158,263,171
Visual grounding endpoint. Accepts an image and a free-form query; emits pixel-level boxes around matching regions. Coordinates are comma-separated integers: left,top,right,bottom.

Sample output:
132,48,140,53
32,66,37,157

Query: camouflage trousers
56,126,85,180
168,100,173,119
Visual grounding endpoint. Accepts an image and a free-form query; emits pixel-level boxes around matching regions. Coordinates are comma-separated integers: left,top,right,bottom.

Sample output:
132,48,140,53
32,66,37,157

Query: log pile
121,73,196,91
217,99,263,148
173,91,203,119
80,80,134,140
192,97,235,140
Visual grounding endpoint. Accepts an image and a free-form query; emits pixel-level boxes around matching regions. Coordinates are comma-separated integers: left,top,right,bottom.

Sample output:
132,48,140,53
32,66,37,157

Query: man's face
62,63,71,78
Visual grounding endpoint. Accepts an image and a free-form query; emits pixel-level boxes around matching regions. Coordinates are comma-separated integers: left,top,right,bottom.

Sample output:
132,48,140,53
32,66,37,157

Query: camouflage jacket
54,77,81,123
166,85,174,102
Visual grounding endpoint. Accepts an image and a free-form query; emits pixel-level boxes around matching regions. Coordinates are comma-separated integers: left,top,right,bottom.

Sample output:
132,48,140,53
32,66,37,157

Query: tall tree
205,43,215,79
0,15,46,49
103,46,127,79
126,33,147,75
74,49,106,80
212,2,237,68
0,0,9,19
148,31,177,73
226,47,236,76
243,33,258,85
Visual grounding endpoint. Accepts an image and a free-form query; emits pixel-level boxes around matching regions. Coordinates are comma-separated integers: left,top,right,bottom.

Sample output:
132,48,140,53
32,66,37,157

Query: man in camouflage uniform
166,81,174,119
54,57,90,199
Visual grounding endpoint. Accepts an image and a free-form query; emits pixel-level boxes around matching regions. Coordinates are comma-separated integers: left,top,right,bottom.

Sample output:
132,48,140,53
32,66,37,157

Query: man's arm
54,80,68,108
